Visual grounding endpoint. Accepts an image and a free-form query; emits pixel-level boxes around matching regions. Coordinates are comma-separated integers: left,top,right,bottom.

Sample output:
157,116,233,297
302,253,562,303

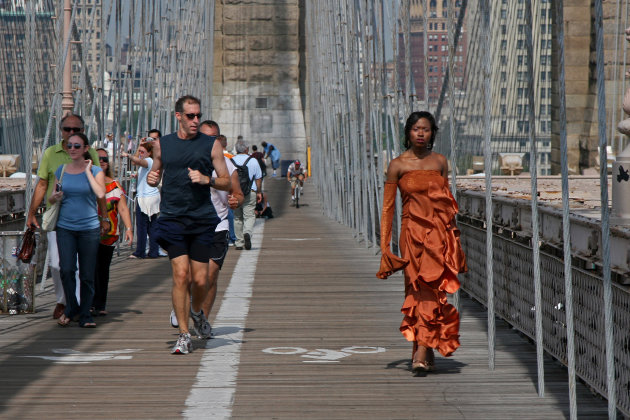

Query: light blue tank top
55,165,102,231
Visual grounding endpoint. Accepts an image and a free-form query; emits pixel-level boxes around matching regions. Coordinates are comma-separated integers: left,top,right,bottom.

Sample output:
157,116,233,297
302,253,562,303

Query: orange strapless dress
377,170,467,357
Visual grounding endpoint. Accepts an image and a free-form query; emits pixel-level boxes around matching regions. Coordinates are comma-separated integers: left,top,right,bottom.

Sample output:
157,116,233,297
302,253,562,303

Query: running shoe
170,309,178,328
171,333,192,354
190,309,212,339
244,233,251,250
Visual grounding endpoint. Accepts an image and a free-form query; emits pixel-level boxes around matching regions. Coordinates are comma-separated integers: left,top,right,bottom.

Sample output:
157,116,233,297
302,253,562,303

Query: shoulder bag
42,164,67,231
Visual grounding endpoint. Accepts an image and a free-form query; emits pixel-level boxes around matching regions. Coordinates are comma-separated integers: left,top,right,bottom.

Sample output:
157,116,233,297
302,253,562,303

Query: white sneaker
170,309,178,328
171,333,192,354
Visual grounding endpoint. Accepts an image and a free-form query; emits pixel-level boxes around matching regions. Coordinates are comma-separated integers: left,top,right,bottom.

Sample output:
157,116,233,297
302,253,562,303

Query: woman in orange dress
377,111,467,374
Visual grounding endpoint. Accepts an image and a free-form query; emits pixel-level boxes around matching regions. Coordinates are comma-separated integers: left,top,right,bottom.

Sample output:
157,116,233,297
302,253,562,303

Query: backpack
231,156,254,196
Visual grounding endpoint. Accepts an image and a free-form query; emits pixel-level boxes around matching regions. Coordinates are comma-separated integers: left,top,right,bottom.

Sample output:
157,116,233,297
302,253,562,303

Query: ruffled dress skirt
377,170,467,357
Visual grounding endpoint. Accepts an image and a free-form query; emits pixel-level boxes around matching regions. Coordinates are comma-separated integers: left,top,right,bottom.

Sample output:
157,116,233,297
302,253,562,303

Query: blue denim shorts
155,218,217,262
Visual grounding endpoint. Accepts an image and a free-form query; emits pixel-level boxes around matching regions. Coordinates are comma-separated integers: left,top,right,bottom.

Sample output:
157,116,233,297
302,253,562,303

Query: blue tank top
55,165,102,231
158,132,218,226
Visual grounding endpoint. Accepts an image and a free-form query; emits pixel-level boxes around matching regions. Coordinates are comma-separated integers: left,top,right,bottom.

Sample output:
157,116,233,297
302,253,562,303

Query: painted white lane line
21,348,141,364
273,237,321,241
184,219,264,420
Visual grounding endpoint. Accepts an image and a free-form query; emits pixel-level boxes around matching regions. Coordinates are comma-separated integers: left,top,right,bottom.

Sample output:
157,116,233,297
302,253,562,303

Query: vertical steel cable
422,0,429,110
611,0,623,153
23,0,36,222
446,0,460,313
619,0,630,152
112,0,121,174
402,0,411,115
554,1,577,417
593,1,616,417
99,0,107,146
524,0,545,397
204,0,215,117
480,0,495,370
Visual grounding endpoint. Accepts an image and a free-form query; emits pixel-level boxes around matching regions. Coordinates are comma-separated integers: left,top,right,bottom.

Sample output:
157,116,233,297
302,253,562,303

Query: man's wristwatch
209,177,215,186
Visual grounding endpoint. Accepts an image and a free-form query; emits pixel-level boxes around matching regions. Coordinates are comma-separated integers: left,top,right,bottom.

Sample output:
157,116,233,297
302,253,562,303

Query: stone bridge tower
551,0,620,175
211,0,307,164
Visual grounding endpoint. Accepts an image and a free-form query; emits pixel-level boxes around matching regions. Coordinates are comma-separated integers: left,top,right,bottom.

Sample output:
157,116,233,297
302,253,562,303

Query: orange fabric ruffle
377,170,467,357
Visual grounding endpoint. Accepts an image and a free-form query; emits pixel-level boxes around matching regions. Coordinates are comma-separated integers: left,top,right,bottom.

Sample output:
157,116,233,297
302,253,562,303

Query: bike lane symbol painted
262,346,386,363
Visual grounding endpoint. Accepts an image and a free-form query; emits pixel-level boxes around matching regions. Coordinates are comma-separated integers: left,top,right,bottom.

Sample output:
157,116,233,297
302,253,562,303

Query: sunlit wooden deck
0,179,608,419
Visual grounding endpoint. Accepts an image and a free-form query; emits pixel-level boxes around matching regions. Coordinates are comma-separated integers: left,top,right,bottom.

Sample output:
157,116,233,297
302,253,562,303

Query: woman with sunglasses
48,133,106,328
93,148,133,316
121,142,161,259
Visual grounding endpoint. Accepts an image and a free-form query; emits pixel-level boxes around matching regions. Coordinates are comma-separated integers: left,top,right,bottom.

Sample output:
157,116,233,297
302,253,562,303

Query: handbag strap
57,164,67,184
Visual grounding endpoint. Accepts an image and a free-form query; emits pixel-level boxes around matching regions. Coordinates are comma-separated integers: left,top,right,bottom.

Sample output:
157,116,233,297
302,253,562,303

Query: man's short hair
59,113,85,130
252,145,258,151
261,141,268,147
200,120,220,135
235,139,248,154
148,128,161,138
175,95,201,113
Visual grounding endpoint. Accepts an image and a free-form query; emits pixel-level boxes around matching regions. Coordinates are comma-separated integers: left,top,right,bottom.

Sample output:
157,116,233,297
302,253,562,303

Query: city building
401,0,467,106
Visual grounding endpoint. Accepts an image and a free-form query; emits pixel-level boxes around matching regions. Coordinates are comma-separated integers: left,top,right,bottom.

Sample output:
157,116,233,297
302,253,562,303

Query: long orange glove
376,182,409,279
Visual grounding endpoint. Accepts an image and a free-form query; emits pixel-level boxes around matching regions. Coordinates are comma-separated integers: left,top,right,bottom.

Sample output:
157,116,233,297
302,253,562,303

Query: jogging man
147,95,231,354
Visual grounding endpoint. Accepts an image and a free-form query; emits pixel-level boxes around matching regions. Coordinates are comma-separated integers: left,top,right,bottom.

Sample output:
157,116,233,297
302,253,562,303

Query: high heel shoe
412,347,435,373
412,359,433,372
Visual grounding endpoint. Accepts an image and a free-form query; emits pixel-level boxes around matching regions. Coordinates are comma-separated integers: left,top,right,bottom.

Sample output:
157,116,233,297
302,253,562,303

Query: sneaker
170,309,179,328
190,309,212,339
291,195,295,200
244,233,251,250
228,242,235,247
171,333,192,354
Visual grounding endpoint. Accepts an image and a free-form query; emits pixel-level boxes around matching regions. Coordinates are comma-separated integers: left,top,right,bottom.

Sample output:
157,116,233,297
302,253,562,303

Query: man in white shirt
231,139,263,250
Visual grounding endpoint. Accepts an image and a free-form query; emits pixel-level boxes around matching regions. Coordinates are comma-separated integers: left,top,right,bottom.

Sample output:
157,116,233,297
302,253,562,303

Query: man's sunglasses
62,127,82,133
184,113,202,120
99,156,109,163
67,143,85,149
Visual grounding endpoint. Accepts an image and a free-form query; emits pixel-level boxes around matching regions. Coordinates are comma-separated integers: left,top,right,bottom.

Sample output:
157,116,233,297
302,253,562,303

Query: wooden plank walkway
0,177,608,419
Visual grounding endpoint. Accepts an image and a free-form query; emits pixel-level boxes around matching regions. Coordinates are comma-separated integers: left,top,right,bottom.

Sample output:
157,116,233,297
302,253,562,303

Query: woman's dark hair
69,132,89,146
96,148,112,177
403,111,439,150
140,141,154,157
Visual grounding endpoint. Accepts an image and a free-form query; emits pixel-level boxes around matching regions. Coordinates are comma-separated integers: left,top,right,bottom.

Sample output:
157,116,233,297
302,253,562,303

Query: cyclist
287,160,306,202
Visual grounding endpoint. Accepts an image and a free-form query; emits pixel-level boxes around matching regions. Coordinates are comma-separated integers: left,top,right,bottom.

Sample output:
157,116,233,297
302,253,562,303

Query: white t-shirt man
211,157,236,231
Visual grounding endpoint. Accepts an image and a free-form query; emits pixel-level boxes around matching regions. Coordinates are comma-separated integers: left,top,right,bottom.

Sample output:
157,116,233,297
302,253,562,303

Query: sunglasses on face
184,113,202,120
99,156,109,163
68,143,84,149
62,127,82,133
